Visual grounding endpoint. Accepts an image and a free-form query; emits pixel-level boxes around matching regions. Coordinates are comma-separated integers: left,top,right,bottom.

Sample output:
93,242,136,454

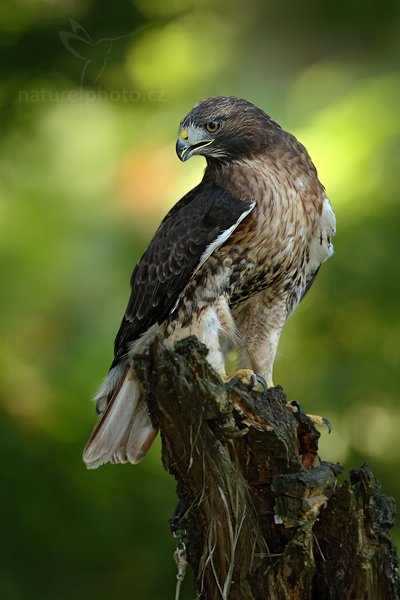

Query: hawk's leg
234,294,288,388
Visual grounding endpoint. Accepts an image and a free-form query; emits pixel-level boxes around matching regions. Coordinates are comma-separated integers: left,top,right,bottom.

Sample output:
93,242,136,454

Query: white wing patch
308,195,336,269
197,201,256,269
170,201,256,314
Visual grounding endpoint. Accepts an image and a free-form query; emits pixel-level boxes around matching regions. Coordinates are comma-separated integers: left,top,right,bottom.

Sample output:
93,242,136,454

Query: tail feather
83,368,157,469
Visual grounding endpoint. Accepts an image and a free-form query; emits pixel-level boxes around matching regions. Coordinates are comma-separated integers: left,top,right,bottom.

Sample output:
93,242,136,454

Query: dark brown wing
111,180,255,366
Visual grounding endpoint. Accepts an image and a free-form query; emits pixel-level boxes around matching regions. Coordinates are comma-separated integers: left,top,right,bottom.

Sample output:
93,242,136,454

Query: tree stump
133,335,400,600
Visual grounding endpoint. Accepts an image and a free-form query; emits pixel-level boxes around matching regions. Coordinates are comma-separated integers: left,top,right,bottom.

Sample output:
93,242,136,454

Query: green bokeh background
1,1,399,598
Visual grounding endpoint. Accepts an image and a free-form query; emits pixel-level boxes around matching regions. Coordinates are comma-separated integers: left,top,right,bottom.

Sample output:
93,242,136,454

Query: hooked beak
176,129,214,162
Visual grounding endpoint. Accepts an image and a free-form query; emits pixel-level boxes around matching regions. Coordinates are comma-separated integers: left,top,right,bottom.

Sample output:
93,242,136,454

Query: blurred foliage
0,0,399,598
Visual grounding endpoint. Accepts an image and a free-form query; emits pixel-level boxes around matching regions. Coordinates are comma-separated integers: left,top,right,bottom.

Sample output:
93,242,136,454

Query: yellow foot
289,401,332,433
224,369,268,398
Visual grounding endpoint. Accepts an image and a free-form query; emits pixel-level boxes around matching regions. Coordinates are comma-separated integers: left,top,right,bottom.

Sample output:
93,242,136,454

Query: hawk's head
176,96,281,163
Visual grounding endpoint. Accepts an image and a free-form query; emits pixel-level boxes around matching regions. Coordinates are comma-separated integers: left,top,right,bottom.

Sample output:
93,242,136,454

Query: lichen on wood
133,335,400,600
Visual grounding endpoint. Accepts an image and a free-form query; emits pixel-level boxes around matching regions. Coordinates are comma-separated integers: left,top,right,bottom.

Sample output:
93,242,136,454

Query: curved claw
289,402,332,433
322,417,332,434
250,374,268,399
290,400,303,414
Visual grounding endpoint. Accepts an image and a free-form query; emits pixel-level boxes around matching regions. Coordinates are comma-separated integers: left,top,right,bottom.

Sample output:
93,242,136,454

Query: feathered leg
234,292,288,387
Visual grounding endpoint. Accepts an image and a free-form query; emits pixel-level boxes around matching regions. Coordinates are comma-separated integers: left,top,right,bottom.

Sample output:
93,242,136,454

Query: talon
306,412,332,433
293,409,333,433
290,400,303,414
254,374,268,398
225,369,268,398
321,417,332,434
250,374,268,398
289,402,332,433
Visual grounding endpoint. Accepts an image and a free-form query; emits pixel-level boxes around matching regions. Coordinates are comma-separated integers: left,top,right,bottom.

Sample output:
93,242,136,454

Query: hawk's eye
205,121,220,133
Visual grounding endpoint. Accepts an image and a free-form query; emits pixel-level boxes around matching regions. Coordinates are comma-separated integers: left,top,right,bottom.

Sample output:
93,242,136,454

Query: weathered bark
133,335,400,600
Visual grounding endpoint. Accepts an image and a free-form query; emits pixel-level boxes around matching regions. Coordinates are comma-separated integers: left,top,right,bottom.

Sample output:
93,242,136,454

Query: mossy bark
133,335,400,600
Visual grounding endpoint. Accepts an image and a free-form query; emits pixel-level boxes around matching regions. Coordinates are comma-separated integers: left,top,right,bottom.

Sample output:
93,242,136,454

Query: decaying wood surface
133,335,400,600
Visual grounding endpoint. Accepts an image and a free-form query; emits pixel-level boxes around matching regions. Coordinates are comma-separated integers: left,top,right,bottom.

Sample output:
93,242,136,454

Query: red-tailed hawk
83,96,336,469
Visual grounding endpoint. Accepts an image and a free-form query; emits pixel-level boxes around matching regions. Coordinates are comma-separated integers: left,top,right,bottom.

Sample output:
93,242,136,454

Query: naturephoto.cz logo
19,20,165,104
